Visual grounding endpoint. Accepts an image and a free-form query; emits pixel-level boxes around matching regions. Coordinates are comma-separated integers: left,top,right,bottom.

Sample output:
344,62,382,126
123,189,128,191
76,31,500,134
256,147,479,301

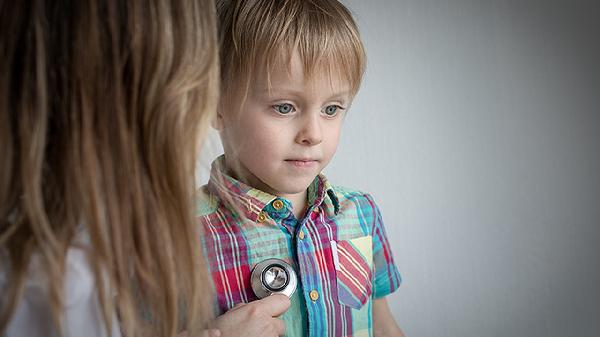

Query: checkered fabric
196,157,401,336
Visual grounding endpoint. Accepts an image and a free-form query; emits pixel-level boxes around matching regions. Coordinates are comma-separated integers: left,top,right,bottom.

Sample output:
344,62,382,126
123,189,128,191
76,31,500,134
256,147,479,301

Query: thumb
254,294,291,317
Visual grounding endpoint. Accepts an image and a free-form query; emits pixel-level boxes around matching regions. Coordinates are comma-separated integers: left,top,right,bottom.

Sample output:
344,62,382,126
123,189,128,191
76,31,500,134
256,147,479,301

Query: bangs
219,0,365,102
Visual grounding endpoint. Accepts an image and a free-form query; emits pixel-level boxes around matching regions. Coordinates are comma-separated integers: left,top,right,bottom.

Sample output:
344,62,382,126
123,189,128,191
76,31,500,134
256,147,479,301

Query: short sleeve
366,194,402,298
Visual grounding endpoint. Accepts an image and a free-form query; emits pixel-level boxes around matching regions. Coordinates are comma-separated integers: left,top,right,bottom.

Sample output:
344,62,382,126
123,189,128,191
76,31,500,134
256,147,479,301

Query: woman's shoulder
0,246,94,303
1,246,120,337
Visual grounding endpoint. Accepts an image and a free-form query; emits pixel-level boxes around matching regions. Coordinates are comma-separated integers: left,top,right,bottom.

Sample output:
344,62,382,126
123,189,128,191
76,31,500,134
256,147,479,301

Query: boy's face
218,52,352,199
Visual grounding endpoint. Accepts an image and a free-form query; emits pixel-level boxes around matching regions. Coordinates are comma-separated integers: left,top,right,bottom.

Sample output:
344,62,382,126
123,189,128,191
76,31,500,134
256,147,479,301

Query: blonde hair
217,0,366,106
0,1,218,336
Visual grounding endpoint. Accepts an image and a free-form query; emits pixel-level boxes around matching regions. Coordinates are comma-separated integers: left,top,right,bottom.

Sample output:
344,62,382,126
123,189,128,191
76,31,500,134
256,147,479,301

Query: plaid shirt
196,158,401,337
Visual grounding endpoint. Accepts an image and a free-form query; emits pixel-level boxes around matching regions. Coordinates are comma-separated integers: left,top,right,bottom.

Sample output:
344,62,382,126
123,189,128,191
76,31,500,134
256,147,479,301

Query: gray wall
198,1,600,336
329,0,600,336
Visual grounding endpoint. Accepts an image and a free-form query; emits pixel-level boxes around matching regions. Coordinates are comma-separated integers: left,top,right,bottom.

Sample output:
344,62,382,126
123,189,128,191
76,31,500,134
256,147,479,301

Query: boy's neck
221,158,310,220
281,190,308,220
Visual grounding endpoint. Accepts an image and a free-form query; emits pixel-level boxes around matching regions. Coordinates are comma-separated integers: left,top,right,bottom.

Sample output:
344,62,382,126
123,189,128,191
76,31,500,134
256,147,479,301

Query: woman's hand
214,294,291,337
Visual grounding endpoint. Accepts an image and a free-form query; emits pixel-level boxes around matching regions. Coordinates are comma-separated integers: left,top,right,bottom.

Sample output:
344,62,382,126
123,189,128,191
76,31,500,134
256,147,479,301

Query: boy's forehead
255,51,352,94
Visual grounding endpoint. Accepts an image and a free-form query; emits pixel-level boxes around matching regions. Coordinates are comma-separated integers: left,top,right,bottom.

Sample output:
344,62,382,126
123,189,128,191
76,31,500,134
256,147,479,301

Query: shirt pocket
331,235,373,309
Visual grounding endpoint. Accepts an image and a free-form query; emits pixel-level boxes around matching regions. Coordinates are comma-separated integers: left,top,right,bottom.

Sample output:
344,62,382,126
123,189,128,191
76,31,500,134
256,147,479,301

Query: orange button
272,199,284,210
298,231,305,240
257,212,267,222
309,290,319,301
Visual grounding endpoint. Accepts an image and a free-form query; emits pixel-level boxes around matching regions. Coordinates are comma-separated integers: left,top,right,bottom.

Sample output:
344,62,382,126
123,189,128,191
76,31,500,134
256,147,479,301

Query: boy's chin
273,179,315,195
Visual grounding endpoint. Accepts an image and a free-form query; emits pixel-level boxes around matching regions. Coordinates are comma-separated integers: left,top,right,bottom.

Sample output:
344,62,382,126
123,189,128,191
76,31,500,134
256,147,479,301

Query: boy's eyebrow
328,91,352,101
260,87,352,101
260,87,301,95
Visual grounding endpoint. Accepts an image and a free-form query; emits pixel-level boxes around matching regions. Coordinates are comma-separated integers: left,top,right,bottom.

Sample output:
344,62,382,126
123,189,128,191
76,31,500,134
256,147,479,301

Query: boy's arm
372,297,405,337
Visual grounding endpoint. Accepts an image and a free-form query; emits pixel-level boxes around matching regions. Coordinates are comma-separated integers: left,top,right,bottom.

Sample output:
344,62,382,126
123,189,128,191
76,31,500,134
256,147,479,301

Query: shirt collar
207,156,340,221
307,174,340,216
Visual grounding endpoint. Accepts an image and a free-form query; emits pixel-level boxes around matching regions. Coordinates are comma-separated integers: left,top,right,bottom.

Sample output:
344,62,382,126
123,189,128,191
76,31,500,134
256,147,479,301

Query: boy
198,0,404,336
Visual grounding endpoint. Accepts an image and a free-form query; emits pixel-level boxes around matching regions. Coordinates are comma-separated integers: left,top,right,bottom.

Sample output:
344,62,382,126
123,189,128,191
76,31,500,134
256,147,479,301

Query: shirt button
257,212,267,222
309,290,319,301
312,207,320,213
298,231,305,240
272,199,284,210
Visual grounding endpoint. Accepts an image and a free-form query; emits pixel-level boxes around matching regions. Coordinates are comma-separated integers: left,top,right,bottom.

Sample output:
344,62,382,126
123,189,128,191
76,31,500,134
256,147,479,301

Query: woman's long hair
0,1,219,336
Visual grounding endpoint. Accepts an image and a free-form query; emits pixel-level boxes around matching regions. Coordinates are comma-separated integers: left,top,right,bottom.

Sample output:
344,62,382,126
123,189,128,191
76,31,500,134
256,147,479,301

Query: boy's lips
285,159,319,168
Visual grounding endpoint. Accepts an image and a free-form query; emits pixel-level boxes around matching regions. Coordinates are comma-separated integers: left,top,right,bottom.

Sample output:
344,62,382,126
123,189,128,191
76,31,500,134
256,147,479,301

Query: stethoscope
251,258,298,299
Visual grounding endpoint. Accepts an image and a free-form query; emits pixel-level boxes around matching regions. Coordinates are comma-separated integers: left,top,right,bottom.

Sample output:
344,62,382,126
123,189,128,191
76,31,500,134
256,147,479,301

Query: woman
0,1,290,335
0,1,218,336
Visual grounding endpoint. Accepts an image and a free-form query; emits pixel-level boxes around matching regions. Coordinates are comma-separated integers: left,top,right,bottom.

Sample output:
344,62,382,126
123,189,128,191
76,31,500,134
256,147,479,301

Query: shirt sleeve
365,194,402,299
3,248,121,337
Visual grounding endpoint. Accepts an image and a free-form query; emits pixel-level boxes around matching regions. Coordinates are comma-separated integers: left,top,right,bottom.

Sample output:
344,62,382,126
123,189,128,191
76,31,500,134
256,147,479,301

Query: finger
223,301,247,315
198,329,221,337
253,294,291,317
274,318,286,336
229,301,246,311
207,329,221,337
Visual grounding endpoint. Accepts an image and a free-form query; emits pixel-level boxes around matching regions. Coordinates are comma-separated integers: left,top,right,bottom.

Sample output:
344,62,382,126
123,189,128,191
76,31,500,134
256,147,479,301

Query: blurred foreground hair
0,0,219,336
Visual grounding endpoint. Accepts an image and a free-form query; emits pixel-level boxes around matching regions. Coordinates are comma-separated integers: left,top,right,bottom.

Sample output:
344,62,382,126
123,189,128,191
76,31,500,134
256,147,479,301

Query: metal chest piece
251,258,297,299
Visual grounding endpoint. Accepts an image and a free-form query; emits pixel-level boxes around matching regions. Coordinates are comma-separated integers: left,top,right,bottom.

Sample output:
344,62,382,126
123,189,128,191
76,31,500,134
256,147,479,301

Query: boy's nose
295,113,322,146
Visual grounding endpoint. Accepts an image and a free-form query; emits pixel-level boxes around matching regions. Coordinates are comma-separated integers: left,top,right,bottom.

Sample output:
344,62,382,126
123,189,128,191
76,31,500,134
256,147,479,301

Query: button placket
272,199,284,210
309,290,319,301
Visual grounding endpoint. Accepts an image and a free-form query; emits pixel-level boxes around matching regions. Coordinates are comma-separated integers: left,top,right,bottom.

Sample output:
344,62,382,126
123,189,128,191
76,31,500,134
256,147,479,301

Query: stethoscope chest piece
251,258,297,299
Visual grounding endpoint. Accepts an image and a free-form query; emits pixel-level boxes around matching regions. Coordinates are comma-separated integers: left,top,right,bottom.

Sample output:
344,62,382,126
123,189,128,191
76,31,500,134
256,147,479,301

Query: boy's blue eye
274,103,294,114
323,105,341,116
